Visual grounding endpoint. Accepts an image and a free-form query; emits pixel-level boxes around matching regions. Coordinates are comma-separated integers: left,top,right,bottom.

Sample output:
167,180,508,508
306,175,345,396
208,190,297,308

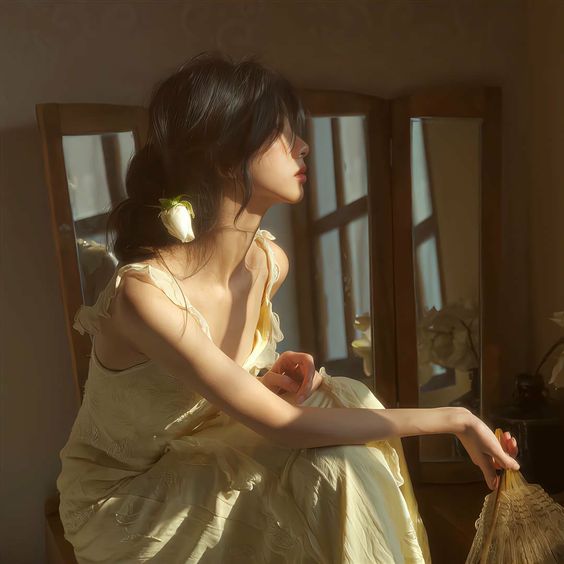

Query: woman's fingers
493,431,519,470
279,373,300,393
296,365,315,403
283,374,300,393
287,354,315,403
263,371,300,395
274,352,321,404
502,432,518,459
478,452,499,490
274,351,299,374
493,440,520,471
504,432,518,457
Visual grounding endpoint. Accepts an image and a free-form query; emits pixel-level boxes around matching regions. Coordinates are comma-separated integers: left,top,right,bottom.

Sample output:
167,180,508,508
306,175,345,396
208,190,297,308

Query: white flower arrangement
417,298,479,371
534,310,564,388
76,238,118,275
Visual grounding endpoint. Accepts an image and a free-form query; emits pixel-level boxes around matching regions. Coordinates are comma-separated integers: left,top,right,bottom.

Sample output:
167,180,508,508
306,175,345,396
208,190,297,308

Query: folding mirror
392,87,501,482
297,86,501,484
36,103,148,404
37,90,501,487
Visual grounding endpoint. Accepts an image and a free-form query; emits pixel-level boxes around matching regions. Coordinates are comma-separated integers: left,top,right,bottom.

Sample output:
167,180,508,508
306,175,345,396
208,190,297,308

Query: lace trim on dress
72,263,212,339
242,229,285,375
72,228,284,377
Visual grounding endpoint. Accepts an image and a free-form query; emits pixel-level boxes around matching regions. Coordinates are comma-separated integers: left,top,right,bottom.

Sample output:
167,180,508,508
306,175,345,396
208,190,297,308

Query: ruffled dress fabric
57,228,431,563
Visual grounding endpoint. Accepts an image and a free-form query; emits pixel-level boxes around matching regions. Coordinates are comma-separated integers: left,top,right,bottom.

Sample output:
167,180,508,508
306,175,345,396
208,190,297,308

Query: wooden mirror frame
293,86,501,484
36,103,149,406
35,90,502,564
391,86,502,483
293,88,394,400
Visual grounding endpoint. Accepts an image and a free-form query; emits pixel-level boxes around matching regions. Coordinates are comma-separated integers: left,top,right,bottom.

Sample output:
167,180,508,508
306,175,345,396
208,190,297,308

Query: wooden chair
45,494,78,564
35,102,148,564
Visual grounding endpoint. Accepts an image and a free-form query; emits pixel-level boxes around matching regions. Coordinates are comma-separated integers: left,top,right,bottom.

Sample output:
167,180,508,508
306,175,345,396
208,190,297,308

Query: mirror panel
309,117,338,219
305,113,371,383
319,228,348,360
308,115,368,216
62,131,135,306
339,116,369,205
346,215,371,324
410,117,482,462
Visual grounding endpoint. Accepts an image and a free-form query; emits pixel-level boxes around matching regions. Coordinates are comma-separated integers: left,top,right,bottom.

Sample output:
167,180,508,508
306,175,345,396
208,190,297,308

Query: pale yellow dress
57,228,431,563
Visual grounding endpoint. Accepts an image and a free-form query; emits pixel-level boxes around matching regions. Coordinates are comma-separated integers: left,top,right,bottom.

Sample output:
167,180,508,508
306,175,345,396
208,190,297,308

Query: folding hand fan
466,428,564,563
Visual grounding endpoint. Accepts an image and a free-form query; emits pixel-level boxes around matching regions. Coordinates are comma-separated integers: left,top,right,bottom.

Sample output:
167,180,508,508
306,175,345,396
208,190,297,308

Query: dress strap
73,228,279,343
253,228,280,296
244,228,285,376
72,263,211,339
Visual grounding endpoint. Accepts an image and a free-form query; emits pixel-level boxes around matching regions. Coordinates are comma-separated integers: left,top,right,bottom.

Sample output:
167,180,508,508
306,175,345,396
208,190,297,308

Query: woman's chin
288,184,304,204
270,184,304,205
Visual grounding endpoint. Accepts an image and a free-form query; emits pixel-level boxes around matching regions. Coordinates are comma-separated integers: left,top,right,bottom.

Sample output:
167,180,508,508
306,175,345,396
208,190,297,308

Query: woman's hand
259,351,323,404
456,411,520,490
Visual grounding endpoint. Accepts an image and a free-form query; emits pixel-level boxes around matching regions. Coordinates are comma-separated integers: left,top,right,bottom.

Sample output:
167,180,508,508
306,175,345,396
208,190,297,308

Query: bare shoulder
269,240,289,297
107,271,170,346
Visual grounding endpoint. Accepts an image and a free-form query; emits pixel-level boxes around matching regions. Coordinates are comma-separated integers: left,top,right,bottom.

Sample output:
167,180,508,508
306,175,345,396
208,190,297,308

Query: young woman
57,51,519,563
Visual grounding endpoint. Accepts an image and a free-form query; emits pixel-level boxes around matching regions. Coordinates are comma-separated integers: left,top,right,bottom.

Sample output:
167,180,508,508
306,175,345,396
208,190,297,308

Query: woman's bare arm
280,404,518,489
279,404,468,449
114,273,519,486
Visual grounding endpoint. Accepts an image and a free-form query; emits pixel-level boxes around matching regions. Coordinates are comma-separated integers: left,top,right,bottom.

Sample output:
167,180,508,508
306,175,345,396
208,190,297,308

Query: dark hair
105,50,306,333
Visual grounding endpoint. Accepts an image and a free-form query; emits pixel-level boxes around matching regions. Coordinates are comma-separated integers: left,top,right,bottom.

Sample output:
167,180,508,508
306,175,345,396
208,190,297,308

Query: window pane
309,117,337,219
346,214,370,340
411,119,433,225
319,229,347,360
339,116,368,206
410,117,482,462
415,236,442,312
63,131,135,221
308,115,368,220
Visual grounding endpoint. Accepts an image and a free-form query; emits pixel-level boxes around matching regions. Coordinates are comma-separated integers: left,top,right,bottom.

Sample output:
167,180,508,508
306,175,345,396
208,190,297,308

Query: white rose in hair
158,196,196,243
533,310,564,388
550,311,564,328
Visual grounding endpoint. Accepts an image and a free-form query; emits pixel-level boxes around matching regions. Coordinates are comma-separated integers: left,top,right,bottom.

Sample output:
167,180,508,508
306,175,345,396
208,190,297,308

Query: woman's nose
297,140,309,159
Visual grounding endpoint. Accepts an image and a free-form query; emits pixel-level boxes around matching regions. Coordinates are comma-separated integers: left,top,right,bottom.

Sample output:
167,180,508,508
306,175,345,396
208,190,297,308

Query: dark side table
489,401,564,494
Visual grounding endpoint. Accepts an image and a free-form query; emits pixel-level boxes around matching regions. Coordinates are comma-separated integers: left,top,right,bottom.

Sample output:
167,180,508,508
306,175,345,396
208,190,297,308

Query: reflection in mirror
306,115,371,383
62,131,136,306
309,116,369,219
347,214,371,374
410,117,482,461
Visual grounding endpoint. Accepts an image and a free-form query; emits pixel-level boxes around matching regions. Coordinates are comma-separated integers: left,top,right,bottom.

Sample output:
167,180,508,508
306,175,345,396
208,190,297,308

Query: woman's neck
157,194,269,288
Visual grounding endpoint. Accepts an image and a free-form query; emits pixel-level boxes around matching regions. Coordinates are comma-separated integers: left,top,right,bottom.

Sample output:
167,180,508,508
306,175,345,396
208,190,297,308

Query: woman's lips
295,173,307,182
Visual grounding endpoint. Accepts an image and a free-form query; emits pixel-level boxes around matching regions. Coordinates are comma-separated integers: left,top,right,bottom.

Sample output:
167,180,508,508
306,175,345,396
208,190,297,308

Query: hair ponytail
106,143,171,262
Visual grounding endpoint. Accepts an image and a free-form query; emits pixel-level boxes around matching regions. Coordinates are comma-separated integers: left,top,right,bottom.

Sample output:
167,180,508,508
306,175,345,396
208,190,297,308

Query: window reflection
62,131,136,306
307,114,371,381
347,214,371,339
308,116,368,219
411,117,482,461
319,228,348,360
